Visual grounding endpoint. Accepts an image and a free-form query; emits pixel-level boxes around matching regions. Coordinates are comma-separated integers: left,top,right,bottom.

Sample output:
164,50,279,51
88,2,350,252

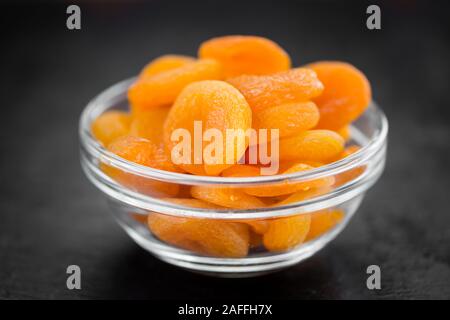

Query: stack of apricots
91,35,371,258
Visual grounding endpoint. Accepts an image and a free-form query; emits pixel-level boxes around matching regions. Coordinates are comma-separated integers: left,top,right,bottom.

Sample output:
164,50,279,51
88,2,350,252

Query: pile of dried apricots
92,35,371,258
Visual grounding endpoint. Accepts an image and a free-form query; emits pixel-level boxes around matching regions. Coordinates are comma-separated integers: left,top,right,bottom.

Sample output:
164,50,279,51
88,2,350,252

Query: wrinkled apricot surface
139,55,195,78
129,107,170,147
241,219,270,234
279,130,345,162
253,102,320,138
159,201,270,248
199,35,290,77
129,59,222,112
191,185,265,209
263,214,311,252
108,135,178,172
221,164,261,177
244,163,334,197
148,198,249,257
91,111,131,146
275,186,333,206
104,136,179,196
227,68,323,112
240,142,280,169
305,209,344,241
164,80,252,175
309,61,371,130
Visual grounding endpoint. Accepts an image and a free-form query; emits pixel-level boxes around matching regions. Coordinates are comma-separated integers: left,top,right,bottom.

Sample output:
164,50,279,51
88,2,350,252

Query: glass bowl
79,77,388,277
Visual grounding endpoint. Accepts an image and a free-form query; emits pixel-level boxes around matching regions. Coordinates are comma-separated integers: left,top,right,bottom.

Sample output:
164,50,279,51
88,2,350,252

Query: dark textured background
1,0,449,299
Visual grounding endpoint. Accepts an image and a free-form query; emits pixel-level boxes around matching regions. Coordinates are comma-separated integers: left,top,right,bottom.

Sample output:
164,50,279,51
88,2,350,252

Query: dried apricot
198,35,290,77
336,125,351,142
128,59,222,112
305,209,344,241
129,107,170,146
279,130,345,162
340,145,361,158
164,80,252,175
242,220,269,234
221,164,261,177
164,197,224,209
275,185,333,206
263,214,311,252
240,142,280,171
108,135,178,172
91,111,131,146
168,198,269,240
191,185,265,209
249,231,263,248
227,68,323,112
104,136,179,196
244,163,334,197
139,55,195,78
253,102,320,138
148,199,249,258
293,160,325,168
309,61,371,130
131,213,148,224
333,145,365,186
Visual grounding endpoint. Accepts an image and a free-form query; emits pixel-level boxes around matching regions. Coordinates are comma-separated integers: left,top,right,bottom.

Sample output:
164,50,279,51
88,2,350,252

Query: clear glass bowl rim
79,77,389,186
79,77,388,219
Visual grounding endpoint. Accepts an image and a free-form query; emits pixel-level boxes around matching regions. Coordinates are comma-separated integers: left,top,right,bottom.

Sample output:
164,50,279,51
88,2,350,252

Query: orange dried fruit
305,209,344,241
244,163,334,197
128,59,222,112
208,179,269,232
279,130,345,162
131,213,148,224
191,185,265,209
253,102,320,138
340,144,361,158
139,55,195,78
108,135,178,172
148,215,250,258
164,197,224,209
276,160,324,174
240,143,280,171
263,214,311,252
177,185,193,198
148,198,249,258
221,164,261,177
198,35,290,77
91,111,131,146
227,68,323,112
333,145,365,186
275,185,333,206
244,220,270,235
104,136,180,196
336,125,351,142
164,80,252,176
309,61,371,130
294,160,325,168
249,231,263,248
129,107,170,146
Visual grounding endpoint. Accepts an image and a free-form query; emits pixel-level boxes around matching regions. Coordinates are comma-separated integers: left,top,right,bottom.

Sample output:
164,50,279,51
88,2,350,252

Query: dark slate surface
0,0,449,299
